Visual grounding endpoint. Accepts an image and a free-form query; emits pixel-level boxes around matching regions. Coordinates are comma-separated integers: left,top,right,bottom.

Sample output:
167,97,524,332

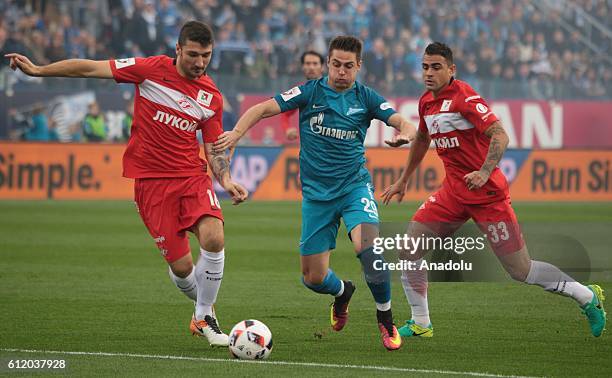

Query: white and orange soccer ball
228,319,273,360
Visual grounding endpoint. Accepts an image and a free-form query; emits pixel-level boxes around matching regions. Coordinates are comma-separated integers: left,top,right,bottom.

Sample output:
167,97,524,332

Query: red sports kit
413,79,524,254
110,56,224,262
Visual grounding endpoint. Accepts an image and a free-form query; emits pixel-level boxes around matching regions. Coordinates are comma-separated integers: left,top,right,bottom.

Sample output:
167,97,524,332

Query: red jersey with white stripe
418,78,508,204
109,56,223,178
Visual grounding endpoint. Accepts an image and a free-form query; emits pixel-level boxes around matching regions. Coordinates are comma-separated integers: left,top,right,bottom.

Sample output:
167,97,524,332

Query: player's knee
170,260,193,278
201,234,224,252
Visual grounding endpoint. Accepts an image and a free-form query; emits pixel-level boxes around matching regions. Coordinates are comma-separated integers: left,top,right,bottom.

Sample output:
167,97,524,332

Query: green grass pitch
1,200,611,377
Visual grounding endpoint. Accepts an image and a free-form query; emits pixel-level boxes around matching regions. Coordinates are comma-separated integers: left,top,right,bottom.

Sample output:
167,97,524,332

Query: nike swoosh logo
163,77,175,82
412,330,429,336
312,104,324,109
347,108,364,116
206,271,222,275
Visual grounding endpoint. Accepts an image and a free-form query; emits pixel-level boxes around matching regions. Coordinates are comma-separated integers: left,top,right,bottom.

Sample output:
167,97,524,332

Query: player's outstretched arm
5,53,113,79
381,129,431,205
384,113,417,147
213,99,282,154
463,121,509,190
204,143,248,205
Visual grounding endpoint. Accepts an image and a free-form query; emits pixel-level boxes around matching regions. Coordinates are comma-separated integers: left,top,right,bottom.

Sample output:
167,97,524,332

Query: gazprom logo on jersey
309,112,358,140
152,110,198,132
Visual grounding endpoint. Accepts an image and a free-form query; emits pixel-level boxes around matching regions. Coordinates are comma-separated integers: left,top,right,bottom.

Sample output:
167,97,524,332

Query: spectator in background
24,103,50,141
487,62,503,98
25,30,49,66
0,0,610,104
301,50,324,80
281,50,325,142
46,31,67,62
390,43,409,82
83,101,107,142
582,68,607,99
364,38,388,90
0,26,14,67
261,126,276,146
61,15,81,58
132,0,161,56
517,63,531,97
352,3,369,35
222,94,237,133
122,98,134,141
8,108,29,140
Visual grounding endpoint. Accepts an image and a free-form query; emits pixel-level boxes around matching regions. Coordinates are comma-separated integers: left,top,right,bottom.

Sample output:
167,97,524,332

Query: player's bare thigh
301,252,331,285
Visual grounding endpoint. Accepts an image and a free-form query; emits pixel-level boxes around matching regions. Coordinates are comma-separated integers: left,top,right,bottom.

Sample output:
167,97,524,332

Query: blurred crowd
1,0,611,142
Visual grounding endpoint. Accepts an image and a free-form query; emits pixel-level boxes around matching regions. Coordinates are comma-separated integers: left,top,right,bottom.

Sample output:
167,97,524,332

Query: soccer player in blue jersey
215,36,417,350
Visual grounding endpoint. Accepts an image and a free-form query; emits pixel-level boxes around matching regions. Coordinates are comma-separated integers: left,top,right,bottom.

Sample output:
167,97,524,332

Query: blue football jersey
274,77,396,201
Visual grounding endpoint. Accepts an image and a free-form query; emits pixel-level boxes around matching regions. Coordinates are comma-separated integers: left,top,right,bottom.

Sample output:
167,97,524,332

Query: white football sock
400,259,431,326
525,260,594,306
376,301,391,312
195,248,225,320
168,266,197,301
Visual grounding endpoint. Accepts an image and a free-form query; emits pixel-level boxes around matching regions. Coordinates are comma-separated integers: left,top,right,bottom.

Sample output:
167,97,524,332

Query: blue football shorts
299,182,379,255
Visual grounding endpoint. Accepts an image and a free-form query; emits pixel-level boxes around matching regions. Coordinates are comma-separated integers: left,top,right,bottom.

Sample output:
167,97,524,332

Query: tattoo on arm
210,149,230,183
481,123,508,176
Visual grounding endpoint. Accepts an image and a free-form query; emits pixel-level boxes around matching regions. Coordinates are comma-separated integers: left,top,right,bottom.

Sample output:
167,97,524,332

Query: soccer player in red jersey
382,42,606,338
5,21,248,346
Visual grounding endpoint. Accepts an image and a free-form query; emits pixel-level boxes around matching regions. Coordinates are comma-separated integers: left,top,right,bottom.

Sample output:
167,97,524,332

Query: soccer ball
228,319,273,360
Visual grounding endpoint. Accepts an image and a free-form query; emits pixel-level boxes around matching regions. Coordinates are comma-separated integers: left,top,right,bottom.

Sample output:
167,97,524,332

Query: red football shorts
413,185,524,255
134,175,223,263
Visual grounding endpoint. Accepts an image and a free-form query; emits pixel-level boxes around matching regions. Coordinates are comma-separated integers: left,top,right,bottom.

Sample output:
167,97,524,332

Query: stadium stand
1,0,610,141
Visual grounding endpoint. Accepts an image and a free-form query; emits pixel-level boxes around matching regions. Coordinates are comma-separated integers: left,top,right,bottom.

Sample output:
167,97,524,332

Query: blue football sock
357,246,391,304
302,268,343,296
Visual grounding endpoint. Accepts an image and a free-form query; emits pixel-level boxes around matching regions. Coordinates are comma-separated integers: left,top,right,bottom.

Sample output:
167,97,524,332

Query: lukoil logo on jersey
434,136,460,149
309,112,358,140
152,110,198,132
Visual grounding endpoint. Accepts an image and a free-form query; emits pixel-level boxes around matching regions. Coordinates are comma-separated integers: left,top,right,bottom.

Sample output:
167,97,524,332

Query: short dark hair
424,42,453,65
328,36,362,62
178,21,214,47
301,50,324,65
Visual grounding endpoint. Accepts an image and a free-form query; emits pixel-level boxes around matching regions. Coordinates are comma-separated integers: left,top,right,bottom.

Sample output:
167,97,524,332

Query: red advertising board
240,96,611,149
